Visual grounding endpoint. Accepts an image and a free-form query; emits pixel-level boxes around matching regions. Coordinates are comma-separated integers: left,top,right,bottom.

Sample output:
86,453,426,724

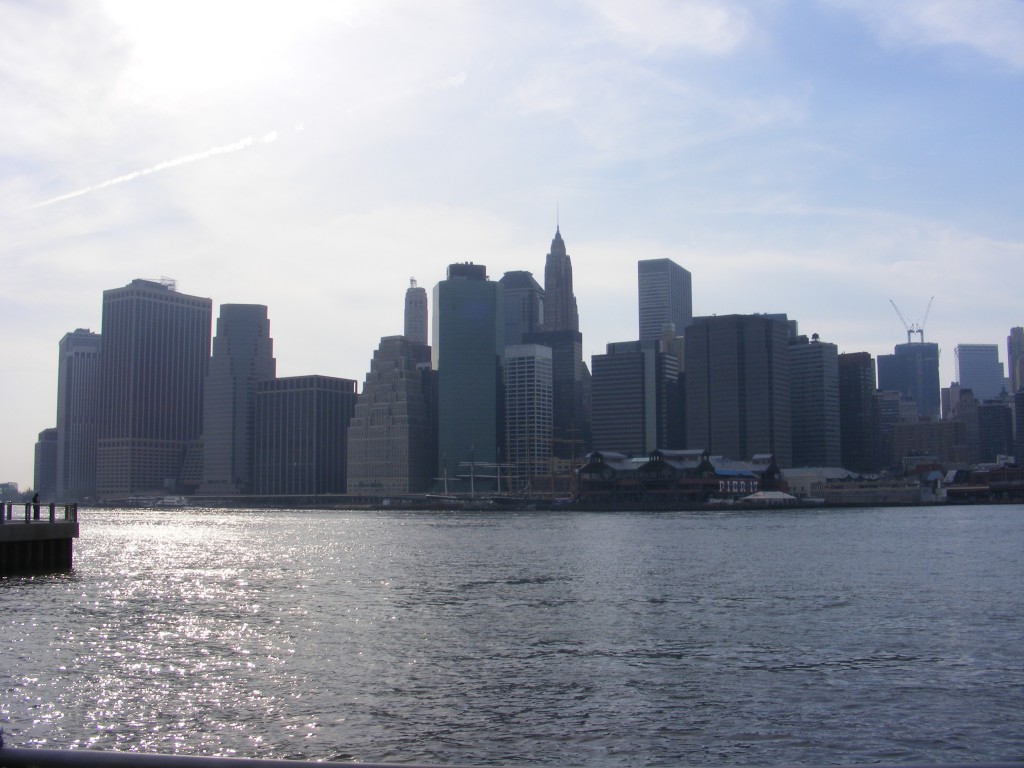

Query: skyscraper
1007,327,1024,394
955,343,1005,402
499,271,544,346
838,352,880,473
543,227,578,333
685,314,792,466
504,344,553,488
404,279,428,345
638,258,692,341
34,428,58,500
55,328,101,500
433,263,504,486
877,342,941,421
347,336,436,494
200,305,276,495
789,334,840,467
253,375,357,495
96,279,212,499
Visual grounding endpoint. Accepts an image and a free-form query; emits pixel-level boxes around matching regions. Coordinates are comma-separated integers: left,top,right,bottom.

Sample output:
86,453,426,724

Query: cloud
825,0,1024,69
585,0,752,55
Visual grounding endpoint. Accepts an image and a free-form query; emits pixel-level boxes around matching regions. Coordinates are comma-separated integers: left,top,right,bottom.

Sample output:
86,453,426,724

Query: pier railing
0,502,78,524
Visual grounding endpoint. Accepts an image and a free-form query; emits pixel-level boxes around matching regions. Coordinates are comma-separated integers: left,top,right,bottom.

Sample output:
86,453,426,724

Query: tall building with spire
524,227,590,459
404,279,428,345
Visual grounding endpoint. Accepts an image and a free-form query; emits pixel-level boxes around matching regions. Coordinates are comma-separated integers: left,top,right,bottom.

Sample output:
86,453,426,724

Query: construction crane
889,296,934,343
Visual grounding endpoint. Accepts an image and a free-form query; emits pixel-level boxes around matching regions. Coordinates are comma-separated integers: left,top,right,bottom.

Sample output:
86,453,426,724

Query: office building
591,340,679,455
504,344,553,488
200,305,276,495
685,314,792,466
955,344,1005,402
838,352,880,473
253,375,357,495
789,334,841,467
543,227,578,334
404,279,428,345
877,342,941,421
499,271,544,346
34,428,58,500
638,258,692,341
977,401,1013,463
55,328,101,500
433,263,504,486
1008,327,1024,394
347,336,436,494
96,279,212,499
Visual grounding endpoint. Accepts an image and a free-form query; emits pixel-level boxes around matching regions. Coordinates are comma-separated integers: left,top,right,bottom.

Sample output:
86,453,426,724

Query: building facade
55,328,101,500
96,279,212,500
685,314,792,467
433,263,504,486
1007,327,1024,394
34,428,58,500
955,343,1005,402
504,344,553,488
499,271,544,346
253,375,357,495
404,279,429,345
638,258,692,342
789,334,841,467
347,336,436,494
200,304,277,495
877,342,941,421
838,352,880,473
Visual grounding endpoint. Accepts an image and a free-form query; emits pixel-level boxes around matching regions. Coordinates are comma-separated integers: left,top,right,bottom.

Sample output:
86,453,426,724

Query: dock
0,502,79,575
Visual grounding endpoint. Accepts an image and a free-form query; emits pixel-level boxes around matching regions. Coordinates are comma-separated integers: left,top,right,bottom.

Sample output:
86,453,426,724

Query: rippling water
2,505,1023,765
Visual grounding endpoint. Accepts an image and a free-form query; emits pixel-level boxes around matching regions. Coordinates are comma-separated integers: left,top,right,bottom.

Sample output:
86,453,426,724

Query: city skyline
3,2,1024,488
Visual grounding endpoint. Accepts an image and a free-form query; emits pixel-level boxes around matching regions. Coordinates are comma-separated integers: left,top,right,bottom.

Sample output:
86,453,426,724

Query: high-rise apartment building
789,334,841,467
347,336,436,494
404,279,429,345
955,343,1005,402
55,328,101,500
96,279,212,499
253,375,357,495
433,263,504,485
1007,327,1024,394
685,314,792,466
638,258,692,342
590,340,679,455
838,352,880,473
200,305,276,495
877,342,941,421
504,344,553,487
499,271,544,346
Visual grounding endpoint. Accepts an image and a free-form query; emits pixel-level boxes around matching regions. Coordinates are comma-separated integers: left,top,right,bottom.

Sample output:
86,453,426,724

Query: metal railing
0,503,78,525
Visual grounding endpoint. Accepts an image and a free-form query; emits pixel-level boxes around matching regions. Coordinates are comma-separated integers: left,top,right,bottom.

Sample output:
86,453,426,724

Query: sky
3,0,1024,489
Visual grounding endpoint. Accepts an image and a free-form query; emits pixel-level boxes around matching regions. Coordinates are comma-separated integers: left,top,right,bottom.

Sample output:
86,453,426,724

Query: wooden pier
0,502,79,575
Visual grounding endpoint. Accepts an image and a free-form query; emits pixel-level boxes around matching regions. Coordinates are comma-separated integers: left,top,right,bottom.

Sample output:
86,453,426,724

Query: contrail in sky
30,131,279,209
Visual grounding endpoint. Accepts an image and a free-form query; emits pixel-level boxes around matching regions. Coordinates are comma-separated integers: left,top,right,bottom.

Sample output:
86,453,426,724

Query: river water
2,505,1023,766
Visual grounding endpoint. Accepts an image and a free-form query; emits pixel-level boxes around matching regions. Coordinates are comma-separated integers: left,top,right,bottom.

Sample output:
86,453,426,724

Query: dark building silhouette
591,340,678,455
877,342,940,421
638,258,692,341
789,334,840,467
433,262,504,486
34,428,58,500
685,314,792,466
838,352,881,473
254,375,357,495
347,336,436,493
499,271,544,346
96,279,212,499
543,227,578,334
955,343,1005,402
977,401,1013,463
1007,327,1024,395
200,304,276,495
55,328,101,500
404,279,429,346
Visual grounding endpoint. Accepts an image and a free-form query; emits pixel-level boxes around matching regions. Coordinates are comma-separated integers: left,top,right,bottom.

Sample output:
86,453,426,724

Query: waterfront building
499,271,544,346
404,279,429,345
789,334,841,468
685,314,792,467
55,328,101,500
347,336,436,494
96,279,212,500
253,375,357,495
591,340,679,456
34,428,58,500
978,401,1013,463
877,342,940,421
200,305,276,495
638,258,692,342
892,419,968,467
433,263,504,486
838,352,880,473
1008,327,1024,394
955,343,1005,402
504,344,553,489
